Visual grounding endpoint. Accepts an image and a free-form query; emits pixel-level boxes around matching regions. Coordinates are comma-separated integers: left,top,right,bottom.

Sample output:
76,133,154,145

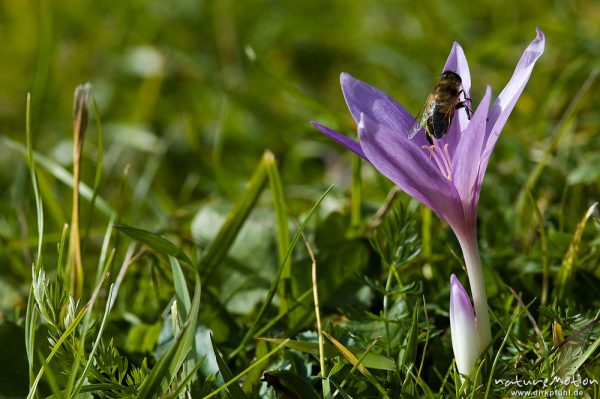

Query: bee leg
426,132,434,145
455,101,473,120
457,90,473,119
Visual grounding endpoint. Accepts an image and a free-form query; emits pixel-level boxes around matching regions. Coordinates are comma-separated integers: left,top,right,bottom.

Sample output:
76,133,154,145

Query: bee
408,70,472,144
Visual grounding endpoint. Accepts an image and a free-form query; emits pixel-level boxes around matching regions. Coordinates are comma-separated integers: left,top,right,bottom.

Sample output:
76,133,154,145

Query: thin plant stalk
302,231,327,387
456,230,492,354
350,155,361,234
69,83,91,298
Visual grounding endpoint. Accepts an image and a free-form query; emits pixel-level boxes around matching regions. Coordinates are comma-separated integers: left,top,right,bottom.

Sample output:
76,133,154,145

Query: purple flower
450,274,480,378
313,29,544,239
313,30,545,355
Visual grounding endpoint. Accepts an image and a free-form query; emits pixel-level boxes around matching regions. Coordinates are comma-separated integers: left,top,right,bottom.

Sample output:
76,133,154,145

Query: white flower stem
457,231,492,355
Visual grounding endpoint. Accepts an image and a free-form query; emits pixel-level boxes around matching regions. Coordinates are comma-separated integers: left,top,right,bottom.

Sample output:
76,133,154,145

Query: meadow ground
0,1,599,397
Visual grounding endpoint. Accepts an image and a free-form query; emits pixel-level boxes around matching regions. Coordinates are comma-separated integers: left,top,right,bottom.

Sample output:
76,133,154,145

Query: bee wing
407,99,431,140
428,101,457,140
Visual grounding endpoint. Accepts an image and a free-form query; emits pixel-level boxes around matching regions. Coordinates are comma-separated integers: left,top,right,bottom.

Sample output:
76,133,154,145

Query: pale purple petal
451,86,492,221
443,42,472,136
443,42,472,95
357,112,464,229
478,29,545,186
340,73,430,147
311,121,367,160
450,274,480,376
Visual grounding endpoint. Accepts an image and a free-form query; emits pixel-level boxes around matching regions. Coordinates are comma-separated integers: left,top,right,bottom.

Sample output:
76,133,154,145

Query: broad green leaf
229,185,333,359
192,205,278,314
125,322,163,353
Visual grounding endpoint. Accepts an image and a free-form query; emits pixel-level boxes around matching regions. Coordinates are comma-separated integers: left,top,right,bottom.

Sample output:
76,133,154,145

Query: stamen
437,144,452,177
422,144,452,181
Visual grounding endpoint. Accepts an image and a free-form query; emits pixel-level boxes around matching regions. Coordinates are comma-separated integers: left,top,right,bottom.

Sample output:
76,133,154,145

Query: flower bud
450,274,480,378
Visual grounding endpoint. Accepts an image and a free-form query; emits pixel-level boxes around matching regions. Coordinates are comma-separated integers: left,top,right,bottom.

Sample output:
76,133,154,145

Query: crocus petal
340,73,430,147
311,121,367,160
357,112,464,228
451,86,492,223
443,42,472,96
478,29,545,186
443,42,472,138
450,274,480,377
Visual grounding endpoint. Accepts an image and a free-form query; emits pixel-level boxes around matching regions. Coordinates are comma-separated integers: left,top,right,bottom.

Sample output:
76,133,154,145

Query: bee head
440,70,462,83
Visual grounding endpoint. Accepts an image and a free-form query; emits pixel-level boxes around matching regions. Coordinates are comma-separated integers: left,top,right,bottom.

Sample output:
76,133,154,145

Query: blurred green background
2,0,599,269
2,0,600,332
0,0,599,395
0,0,598,209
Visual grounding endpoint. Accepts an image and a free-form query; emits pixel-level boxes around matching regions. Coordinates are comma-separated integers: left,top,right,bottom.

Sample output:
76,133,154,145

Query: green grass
0,1,599,398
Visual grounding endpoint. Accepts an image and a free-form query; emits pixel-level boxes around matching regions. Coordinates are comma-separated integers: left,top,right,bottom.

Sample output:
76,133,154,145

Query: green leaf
114,224,193,266
125,322,163,353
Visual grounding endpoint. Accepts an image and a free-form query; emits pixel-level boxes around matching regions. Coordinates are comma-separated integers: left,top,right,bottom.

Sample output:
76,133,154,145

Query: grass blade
170,257,192,320
322,331,390,399
257,338,396,371
137,274,201,397
211,335,249,399
516,68,598,214
555,202,598,300
202,339,289,399
3,136,114,216
264,151,292,314
526,190,549,305
114,224,193,266
200,151,271,278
